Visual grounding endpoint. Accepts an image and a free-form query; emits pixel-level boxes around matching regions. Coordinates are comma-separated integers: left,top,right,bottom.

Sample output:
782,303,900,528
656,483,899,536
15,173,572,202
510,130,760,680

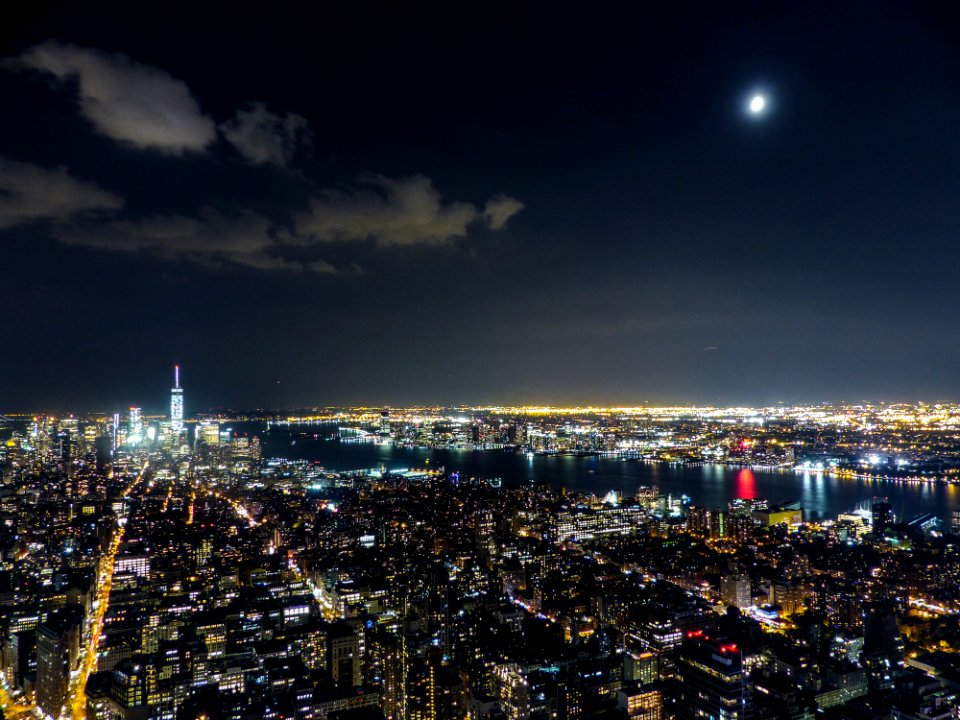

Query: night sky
2,2,960,412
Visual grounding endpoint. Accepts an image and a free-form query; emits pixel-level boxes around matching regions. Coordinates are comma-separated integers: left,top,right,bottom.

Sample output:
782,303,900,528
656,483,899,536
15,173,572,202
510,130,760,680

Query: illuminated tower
129,407,143,438
170,365,184,434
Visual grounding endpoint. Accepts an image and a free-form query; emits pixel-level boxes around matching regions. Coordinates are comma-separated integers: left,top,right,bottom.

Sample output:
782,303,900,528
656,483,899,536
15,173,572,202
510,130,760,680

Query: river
246,423,960,524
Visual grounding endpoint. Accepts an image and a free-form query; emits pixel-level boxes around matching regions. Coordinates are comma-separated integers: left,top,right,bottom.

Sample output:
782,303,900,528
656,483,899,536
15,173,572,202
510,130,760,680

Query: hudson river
257,424,959,524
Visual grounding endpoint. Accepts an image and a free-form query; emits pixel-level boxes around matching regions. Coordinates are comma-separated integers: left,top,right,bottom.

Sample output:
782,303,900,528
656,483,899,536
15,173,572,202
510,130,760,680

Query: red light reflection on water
736,468,756,499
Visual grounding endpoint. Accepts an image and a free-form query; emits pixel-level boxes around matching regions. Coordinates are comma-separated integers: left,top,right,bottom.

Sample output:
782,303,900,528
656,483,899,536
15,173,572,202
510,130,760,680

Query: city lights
3,375,960,720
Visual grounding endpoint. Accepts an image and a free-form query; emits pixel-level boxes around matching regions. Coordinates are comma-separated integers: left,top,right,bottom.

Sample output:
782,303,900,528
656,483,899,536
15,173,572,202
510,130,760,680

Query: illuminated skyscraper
128,407,143,441
492,663,530,720
721,574,752,611
170,365,184,434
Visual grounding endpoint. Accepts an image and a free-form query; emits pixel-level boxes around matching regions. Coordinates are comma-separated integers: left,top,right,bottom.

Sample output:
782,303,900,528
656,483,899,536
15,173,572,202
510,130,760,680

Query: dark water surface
249,423,959,523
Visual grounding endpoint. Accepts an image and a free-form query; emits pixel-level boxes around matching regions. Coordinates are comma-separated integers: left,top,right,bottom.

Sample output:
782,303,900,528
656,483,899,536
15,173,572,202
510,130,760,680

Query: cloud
55,208,335,272
221,102,311,167
11,41,216,153
8,157,519,272
484,193,525,230
297,174,524,246
0,158,123,230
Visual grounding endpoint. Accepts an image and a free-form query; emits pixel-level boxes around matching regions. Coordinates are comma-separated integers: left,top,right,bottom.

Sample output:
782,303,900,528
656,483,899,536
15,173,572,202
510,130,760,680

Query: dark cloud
54,208,335,273
3,44,523,269
10,41,217,153
296,174,524,246
0,158,122,229
220,102,311,167
51,171,522,271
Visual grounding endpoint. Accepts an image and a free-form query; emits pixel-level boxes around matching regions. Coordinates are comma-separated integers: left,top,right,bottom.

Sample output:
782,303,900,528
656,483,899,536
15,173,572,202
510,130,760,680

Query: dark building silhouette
862,603,905,691
36,608,82,719
672,636,753,720
872,502,894,537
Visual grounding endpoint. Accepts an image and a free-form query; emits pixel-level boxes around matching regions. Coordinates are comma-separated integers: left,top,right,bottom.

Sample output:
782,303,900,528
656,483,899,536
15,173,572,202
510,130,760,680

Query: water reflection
736,468,756,499
259,425,960,523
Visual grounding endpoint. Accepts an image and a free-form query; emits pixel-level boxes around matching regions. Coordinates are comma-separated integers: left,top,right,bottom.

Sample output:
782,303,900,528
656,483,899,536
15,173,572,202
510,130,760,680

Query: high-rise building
721,574,752,611
36,611,82,719
862,603,905,690
108,658,148,720
624,650,660,685
170,365,184,434
872,501,894,536
55,428,72,477
673,637,753,720
405,649,464,720
196,421,220,447
618,683,663,720
328,623,362,688
370,631,402,720
728,515,754,545
128,407,143,443
474,509,497,557
710,509,727,539
686,506,710,536
492,663,530,720
36,623,69,718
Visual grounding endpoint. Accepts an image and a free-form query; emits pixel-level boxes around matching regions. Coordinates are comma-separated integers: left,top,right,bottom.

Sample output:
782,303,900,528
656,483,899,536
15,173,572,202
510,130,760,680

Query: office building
673,637,753,720
170,365,184,434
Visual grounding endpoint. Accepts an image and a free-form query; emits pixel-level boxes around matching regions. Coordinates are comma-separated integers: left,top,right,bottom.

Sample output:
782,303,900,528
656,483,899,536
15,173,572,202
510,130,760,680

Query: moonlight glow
749,94,766,114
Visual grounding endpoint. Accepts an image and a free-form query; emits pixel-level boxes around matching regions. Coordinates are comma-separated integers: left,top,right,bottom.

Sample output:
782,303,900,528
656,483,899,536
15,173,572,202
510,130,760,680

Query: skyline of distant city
7,364,960,416
5,363,960,720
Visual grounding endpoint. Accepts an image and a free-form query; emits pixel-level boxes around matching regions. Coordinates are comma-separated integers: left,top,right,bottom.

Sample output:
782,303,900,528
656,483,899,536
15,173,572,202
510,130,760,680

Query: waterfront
257,424,960,523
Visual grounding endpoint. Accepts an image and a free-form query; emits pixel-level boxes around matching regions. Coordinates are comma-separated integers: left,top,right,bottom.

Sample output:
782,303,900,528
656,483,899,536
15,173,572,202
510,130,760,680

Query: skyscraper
872,501,894,537
862,602,905,690
36,610,82,720
170,365,184,434
36,621,69,719
492,663,530,720
128,407,143,444
673,636,753,720
721,574,752,611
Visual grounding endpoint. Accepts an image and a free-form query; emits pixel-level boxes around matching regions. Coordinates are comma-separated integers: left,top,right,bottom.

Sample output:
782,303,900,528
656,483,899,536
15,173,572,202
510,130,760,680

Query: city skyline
4,383,960,720
6,363,960,416
4,4,960,409
6,6,960,719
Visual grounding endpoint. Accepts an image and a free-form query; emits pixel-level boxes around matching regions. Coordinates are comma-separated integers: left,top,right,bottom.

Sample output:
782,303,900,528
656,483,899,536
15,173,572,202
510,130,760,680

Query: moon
748,94,766,114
